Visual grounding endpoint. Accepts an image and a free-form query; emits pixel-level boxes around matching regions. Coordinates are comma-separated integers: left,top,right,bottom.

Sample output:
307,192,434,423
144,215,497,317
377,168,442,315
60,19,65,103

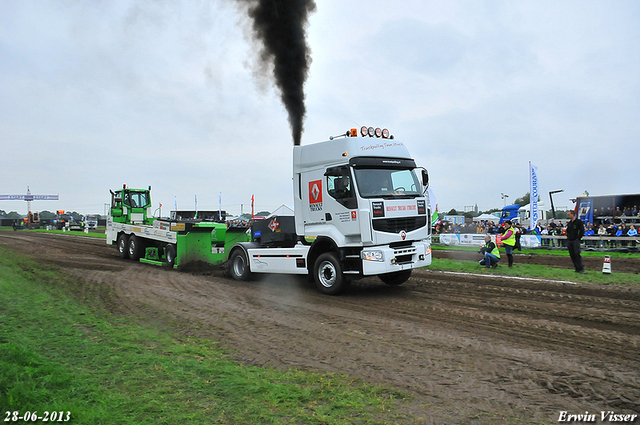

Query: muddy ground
1,232,639,424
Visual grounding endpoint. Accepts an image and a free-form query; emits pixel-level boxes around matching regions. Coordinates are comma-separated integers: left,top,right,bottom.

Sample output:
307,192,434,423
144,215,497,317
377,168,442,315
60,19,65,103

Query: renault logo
400,230,407,240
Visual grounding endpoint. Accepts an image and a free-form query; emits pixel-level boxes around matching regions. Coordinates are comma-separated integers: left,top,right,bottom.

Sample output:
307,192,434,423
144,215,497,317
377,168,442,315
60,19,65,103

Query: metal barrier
434,233,639,250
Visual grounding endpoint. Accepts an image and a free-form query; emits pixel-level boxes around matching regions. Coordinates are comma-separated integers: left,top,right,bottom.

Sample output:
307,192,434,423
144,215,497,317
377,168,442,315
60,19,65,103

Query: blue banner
529,162,539,230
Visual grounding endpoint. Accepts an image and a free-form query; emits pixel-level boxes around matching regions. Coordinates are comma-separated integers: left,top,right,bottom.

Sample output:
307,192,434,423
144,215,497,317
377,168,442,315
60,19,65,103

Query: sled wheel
229,249,252,281
127,235,144,261
117,234,129,259
165,244,176,268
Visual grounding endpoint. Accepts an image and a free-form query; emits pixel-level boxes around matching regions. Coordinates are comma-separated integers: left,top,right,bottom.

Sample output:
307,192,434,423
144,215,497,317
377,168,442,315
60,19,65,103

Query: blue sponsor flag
529,162,539,230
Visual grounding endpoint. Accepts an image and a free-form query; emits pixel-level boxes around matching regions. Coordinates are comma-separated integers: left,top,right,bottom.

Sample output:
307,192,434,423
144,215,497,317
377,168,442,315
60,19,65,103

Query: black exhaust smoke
237,0,316,145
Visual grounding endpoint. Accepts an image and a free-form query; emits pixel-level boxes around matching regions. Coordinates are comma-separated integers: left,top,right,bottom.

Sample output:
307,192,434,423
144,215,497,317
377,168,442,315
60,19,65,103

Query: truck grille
372,216,427,233
394,246,417,264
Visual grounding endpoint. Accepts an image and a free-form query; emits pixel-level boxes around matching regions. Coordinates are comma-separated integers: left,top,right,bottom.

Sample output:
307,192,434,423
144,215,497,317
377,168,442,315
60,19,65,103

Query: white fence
437,234,639,249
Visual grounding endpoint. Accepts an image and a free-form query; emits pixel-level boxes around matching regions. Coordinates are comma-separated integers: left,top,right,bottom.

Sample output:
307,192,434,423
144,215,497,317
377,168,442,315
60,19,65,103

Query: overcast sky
1,0,639,217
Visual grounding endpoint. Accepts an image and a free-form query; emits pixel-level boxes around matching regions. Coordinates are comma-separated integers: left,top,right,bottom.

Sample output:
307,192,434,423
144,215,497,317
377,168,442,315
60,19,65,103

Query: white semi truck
227,127,432,294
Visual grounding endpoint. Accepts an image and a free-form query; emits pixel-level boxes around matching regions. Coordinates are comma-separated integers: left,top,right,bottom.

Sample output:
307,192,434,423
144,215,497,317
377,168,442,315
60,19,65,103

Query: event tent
473,213,500,222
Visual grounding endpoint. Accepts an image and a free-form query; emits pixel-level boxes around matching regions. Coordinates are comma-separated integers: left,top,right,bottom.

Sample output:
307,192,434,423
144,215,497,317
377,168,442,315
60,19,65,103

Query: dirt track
2,232,639,424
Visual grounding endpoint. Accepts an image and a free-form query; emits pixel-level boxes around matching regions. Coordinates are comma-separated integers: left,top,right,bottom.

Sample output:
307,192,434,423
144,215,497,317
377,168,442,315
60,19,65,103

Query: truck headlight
361,250,384,262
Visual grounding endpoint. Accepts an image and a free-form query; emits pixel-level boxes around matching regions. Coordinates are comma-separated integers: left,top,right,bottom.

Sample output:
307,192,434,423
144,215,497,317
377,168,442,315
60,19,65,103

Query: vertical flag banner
174,196,177,211
529,162,539,230
427,186,439,226
251,195,255,219
218,193,222,221
195,195,198,219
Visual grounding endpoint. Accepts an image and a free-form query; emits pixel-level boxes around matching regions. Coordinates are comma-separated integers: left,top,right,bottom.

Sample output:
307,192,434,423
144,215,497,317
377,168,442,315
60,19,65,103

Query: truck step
343,270,360,275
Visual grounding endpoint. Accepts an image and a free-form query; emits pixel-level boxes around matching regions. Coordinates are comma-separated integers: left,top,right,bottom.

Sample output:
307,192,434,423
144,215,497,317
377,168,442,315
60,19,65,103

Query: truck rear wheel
127,235,144,261
379,270,412,286
117,234,129,259
229,249,251,281
165,244,176,268
314,253,349,295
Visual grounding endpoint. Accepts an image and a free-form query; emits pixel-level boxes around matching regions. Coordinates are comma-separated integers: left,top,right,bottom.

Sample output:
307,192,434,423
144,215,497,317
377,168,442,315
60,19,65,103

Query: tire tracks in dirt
2,231,639,423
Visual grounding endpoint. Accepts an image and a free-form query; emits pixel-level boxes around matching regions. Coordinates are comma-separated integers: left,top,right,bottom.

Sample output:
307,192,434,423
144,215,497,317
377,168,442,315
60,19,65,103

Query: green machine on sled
106,185,250,268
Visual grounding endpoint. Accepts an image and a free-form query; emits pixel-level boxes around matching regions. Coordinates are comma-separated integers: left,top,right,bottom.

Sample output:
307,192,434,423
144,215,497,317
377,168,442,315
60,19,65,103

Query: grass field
1,232,638,422
429,258,640,286
0,247,411,424
0,227,106,238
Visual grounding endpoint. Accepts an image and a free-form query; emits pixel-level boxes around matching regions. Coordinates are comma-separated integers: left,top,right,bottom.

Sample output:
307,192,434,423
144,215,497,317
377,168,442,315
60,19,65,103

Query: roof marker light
367,127,375,137
375,128,382,138
382,128,390,138
360,126,368,137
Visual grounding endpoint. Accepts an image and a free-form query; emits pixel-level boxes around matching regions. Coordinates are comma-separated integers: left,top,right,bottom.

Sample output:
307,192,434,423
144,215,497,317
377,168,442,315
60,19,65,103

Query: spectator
478,235,500,269
541,225,549,247
597,224,607,248
566,210,585,273
514,224,523,251
584,224,595,247
627,224,637,247
500,220,516,267
618,224,627,247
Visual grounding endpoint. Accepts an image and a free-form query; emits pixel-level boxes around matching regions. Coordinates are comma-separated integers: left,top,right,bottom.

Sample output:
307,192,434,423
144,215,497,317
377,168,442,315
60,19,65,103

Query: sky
1,0,639,217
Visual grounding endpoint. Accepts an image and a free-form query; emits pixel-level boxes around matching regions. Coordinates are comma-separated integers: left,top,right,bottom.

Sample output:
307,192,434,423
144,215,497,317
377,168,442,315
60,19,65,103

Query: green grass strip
429,258,640,286
0,247,408,424
0,227,106,239
432,242,640,259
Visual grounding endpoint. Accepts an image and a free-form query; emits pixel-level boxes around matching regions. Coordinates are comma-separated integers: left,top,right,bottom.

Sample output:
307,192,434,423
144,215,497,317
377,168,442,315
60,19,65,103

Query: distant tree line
0,210,96,222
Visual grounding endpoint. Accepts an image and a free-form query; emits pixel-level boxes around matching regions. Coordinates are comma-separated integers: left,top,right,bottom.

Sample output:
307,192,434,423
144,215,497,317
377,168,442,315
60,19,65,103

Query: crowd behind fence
433,218,640,249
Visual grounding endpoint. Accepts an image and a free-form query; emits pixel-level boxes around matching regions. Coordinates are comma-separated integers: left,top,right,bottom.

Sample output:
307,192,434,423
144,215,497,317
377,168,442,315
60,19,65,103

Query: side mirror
421,169,429,189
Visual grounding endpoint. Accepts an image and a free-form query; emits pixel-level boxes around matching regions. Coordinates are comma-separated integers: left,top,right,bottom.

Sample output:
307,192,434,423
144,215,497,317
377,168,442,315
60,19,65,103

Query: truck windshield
353,168,421,199
124,191,150,208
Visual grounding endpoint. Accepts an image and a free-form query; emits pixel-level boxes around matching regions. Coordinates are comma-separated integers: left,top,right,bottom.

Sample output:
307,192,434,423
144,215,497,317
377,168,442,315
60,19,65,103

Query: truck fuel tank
252,216,297,248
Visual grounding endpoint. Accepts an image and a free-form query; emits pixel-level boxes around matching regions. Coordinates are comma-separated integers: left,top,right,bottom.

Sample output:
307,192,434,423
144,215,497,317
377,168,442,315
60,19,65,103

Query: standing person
478,235,500,268
500,220,516,267
627,224,638,247
566,210,585,273
597,224,607,247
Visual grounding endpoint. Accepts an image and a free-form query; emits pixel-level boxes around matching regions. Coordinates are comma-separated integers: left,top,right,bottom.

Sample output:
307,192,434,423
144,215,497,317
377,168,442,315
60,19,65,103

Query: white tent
268,204,294,217
474,213,499,222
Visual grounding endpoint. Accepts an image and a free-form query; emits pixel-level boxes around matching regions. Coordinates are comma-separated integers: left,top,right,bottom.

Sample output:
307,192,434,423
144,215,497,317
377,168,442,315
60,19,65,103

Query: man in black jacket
566,210,585,273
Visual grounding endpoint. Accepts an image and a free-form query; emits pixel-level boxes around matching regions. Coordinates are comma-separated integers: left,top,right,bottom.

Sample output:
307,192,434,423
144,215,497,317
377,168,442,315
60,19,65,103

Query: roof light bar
355,126,392,138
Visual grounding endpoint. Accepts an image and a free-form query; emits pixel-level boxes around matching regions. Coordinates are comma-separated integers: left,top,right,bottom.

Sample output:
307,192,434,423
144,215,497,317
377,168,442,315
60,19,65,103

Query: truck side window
326,166,357,209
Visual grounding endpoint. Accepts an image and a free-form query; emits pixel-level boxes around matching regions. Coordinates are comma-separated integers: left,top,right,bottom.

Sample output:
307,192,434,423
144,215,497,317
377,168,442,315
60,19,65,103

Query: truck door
324,166,360,238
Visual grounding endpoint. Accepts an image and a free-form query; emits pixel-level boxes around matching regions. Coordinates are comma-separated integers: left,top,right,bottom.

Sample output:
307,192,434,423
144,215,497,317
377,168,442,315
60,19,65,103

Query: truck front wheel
314,253,349,295
117,234,129,259
379,270,412,286
229,249,251,281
